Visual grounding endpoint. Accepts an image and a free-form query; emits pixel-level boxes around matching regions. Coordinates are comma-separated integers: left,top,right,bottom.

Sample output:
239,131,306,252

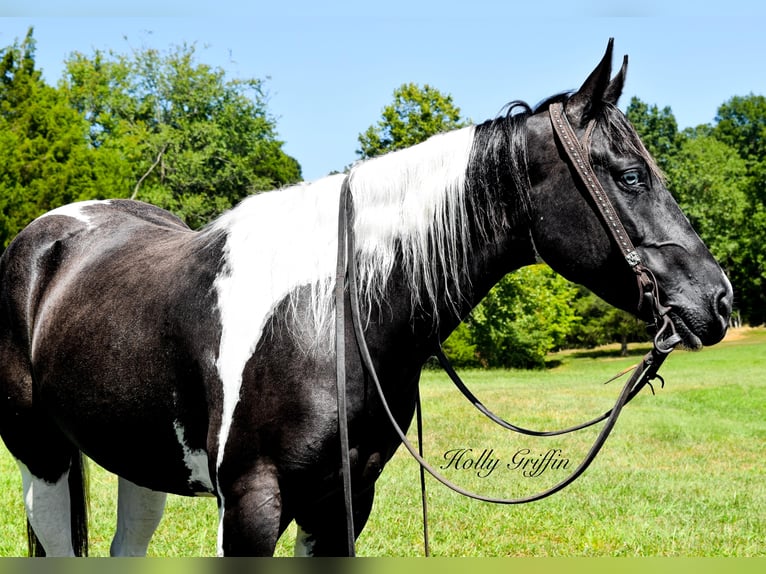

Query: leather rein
333,101,681,556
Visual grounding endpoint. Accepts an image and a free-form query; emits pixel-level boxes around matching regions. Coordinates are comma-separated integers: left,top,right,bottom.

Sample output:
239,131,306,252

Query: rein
333,102,681,556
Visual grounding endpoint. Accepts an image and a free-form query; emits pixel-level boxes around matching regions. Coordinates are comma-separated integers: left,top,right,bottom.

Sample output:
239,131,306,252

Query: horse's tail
26,451,90,557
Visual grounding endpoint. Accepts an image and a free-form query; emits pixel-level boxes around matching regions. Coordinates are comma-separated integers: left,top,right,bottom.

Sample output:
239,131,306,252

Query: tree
566,287,648,355
625,96,681,173
713,94,766,165
357,83,468,159
665,134,749,273
62,42,301,228
711,95,766,324
0,28,128,248
445,265,580,369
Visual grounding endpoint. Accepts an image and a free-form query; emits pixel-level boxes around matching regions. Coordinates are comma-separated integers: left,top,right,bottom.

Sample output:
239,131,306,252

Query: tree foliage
62,42,301,228
711,94,766,323
468,265,580,368
665,134,749,270
443,266,581,369
0,29,129,247
566,287,648,355
357,83,468,159
625,97,681,172
0,28,300,249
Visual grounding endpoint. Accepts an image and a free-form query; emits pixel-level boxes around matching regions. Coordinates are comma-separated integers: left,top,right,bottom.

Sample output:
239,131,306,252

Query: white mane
348,126,476,321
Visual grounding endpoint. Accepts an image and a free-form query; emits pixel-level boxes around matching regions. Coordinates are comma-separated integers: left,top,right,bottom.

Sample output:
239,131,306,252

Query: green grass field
1,328,764,557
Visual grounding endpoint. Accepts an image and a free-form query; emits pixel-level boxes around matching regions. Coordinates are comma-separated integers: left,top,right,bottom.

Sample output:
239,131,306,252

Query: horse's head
524,40,732,348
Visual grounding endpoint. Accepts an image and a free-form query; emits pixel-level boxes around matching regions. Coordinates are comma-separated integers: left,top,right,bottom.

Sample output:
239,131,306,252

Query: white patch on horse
210,174,346,476
172,420,214,494
216,505,225,557
17,460,75,557
110,477,167,557
294,525,316,557
36,200,112,229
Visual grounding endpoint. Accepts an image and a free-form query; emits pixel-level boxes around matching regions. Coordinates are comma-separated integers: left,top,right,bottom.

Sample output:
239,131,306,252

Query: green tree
713,94,766,165
625,96,681,172
0,28,128,248
666,134,749,273
445,265,580,369
62,42,301,228
566,287,648,355
357,83,468,159
711,94,766,324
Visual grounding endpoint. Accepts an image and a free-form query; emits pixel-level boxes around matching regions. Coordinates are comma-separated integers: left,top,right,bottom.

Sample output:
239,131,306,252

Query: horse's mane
594,103,665,183
347,101,534,325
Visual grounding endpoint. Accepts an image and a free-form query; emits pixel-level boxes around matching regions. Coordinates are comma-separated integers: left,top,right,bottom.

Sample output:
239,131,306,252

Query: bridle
333,100,681,556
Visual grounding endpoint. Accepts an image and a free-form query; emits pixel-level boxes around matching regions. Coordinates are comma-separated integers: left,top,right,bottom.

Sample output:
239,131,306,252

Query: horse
0,39,732,557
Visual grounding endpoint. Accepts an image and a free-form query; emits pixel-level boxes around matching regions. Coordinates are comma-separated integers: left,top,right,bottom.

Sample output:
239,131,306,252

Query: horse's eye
621,170,641,186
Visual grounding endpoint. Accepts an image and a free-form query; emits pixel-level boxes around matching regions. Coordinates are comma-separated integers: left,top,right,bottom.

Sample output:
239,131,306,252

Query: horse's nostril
716,287,733,321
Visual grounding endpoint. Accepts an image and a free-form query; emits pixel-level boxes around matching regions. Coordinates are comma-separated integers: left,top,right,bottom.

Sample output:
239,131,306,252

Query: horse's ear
566,38,614,126
603,55,628,106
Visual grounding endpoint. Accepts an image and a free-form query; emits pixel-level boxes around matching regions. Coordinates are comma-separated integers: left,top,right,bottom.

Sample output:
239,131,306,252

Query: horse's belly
34,352,215,497
62,409,215,496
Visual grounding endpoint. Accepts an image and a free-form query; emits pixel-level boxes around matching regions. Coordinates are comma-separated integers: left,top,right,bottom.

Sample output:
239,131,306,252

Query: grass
0,327,764,557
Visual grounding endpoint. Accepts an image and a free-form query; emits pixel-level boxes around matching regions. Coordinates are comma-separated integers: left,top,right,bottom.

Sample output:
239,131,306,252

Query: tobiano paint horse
0,40,732,556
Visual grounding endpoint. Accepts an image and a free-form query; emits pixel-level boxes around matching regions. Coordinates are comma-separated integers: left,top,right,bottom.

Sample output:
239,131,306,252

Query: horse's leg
4,399,88,556
293,485,375,557
17,461,76,557
14,443,88,557
109,477,167,557
217,458,286,556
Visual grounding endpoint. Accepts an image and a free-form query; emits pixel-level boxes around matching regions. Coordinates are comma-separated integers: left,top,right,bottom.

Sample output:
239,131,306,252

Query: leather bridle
333,100,681,556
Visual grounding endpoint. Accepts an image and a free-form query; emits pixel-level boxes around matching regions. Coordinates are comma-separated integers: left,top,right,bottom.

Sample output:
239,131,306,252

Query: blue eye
621,170,641,186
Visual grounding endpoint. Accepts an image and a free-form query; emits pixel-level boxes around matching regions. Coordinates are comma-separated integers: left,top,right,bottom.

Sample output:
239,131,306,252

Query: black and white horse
0,41,731,556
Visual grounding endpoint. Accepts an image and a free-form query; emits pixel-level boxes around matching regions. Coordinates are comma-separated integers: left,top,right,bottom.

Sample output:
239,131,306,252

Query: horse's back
0,199,194,351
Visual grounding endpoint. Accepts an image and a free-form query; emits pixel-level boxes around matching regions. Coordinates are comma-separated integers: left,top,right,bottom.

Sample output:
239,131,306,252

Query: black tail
26,519,44,557
69,452,90,556
26,452,89,557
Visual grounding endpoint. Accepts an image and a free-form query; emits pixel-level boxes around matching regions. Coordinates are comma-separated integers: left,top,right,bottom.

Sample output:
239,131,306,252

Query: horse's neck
367,221,536,362
437,225,537,340
349,118,536,356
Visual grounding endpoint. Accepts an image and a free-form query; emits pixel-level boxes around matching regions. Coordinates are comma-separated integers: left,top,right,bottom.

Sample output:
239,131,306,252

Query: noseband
333,101,681,556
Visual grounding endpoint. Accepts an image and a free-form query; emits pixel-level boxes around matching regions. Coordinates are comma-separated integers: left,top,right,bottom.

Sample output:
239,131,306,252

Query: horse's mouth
668,311,703,350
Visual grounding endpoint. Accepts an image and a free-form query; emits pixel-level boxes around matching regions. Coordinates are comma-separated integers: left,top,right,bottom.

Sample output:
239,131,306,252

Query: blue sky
2,1,765,181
